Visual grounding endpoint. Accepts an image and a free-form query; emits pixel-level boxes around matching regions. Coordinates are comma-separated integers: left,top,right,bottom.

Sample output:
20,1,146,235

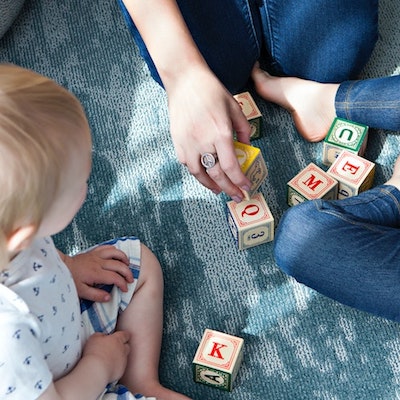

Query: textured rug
1,1,400,399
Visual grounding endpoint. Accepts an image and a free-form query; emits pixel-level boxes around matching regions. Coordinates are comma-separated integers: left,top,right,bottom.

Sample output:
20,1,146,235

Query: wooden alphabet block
234,91,263,140
193,329,244,392
322,117,368,166
227,192,274,250
234,141,268,197
327,150,375,199
287,163,338,206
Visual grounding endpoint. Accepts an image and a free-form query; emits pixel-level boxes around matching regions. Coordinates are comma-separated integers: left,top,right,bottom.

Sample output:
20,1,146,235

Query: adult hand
61,245,134,302
167,65,252,202
121,0,251,201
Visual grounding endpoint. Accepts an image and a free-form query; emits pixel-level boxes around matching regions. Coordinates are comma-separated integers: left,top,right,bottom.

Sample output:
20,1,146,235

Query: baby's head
0,64,92,267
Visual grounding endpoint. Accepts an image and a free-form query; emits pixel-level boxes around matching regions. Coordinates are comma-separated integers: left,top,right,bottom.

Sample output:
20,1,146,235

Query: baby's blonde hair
0,64,90,268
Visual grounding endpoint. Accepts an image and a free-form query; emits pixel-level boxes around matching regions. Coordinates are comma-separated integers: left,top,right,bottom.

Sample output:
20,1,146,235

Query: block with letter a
287,163,338,206
193,329,244,392
327,150,375,199
226,192,274,250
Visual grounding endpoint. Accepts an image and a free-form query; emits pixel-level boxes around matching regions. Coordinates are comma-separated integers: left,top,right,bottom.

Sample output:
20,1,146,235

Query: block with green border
193,329,244,392
322,117,368,166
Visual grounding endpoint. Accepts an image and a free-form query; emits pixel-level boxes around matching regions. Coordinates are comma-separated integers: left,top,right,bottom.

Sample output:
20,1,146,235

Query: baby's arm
59,245,134,302
39,331,130,400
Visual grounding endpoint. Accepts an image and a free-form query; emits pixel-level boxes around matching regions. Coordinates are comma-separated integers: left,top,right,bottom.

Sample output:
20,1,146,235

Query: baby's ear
7,225,36,254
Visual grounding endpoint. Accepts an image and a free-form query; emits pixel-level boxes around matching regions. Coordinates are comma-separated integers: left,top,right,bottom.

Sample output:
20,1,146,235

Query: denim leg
117,0,263,94
118,0,378,88
117,0,162,86
259,0,378,82
335,75,400,131
274,185,400,322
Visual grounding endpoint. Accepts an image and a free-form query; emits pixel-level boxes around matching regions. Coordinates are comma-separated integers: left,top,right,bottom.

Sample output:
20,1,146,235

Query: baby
0,64,190,400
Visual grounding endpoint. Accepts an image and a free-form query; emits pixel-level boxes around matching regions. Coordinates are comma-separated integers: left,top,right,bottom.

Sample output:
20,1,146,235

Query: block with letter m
287,163,338,206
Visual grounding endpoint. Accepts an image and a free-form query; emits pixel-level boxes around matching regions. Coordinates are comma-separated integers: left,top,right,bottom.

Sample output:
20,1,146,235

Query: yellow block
234,141,268,196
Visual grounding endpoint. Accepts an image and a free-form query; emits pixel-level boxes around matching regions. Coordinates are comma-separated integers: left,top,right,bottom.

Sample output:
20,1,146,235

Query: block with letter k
193,329,244,391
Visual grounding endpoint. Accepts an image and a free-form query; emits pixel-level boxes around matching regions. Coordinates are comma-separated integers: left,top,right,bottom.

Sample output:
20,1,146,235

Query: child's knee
138,244,163,288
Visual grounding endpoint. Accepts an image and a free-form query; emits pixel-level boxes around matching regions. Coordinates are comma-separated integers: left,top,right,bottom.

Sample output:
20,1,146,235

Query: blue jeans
336,75,400,132
117,0,378,93
274,185,400,322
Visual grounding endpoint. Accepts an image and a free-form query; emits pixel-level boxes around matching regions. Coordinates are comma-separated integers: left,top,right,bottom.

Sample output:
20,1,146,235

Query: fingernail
241,185,250,192
240,189,250,201
232,195,242,203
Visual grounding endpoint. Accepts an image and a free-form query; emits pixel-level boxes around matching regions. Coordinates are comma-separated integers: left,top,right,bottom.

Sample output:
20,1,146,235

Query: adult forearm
121,0,208,90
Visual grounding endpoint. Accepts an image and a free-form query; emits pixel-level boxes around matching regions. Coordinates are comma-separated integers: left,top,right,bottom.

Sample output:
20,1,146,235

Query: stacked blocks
287,163,338,206
234,91,262,140
193,329,244,392
287,116,375,206
327,150,375,199
322,117,368,166
227,141,272,250
227,192,274,250
234,141,268,197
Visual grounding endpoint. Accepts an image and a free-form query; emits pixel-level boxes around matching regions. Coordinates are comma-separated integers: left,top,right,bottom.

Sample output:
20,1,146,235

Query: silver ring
200,152,218,169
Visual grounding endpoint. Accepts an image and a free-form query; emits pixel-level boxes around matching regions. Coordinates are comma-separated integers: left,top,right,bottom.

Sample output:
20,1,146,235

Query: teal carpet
1,1,400,399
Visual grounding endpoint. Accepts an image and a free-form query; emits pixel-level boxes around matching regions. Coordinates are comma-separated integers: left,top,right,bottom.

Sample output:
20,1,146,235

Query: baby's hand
83,331,131,383
62,245,134,302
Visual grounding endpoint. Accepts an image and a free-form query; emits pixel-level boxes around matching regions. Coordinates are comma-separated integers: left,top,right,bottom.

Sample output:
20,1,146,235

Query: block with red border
327,150,375,199
227,192,274,250
193,329,244,392
234,91,262,140
287,163,338,206
234,141,268,198
322,117,369,166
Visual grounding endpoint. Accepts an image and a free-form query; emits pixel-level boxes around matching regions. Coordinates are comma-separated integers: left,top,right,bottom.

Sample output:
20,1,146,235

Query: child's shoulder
0,283,29,313
0,283,40,339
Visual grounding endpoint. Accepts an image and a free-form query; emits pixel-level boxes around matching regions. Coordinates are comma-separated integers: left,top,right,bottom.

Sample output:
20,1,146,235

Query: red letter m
302,174,323,191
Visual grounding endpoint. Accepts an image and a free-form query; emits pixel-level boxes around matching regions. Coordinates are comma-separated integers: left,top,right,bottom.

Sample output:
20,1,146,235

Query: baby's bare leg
117,244,191,400
251,63,339,142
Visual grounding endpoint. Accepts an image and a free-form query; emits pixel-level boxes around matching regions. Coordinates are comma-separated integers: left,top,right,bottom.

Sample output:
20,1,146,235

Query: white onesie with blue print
0,236,153,400
0,237,82,399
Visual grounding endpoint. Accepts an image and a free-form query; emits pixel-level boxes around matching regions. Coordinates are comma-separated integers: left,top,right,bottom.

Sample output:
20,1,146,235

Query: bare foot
385,154,400,190
251,63,339,142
